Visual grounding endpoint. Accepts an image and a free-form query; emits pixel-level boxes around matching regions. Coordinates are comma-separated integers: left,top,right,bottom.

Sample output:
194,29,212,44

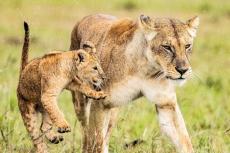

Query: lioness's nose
175,66,188,75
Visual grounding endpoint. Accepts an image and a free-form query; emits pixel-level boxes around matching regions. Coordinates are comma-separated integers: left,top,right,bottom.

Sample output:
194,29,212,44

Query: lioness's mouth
166,76,185,80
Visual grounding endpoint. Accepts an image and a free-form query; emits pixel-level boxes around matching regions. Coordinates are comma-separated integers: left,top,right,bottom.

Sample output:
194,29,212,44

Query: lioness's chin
169,79,187,86
165,75,188,86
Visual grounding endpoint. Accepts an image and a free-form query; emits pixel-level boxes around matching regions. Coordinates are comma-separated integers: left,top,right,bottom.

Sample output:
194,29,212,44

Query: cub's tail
20,21,30,73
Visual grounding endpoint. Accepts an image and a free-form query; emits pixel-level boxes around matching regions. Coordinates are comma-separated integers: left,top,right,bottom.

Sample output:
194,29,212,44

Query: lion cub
17,22,106,152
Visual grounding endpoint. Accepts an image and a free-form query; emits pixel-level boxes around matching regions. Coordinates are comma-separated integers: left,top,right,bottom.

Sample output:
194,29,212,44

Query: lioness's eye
93,66,98,70
161,45,173,53
185,44,192,50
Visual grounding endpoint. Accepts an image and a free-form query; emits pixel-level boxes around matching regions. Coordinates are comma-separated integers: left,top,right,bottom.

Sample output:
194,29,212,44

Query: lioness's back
71,14,117,50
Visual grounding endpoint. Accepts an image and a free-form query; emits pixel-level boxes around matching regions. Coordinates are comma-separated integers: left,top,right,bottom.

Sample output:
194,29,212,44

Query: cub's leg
18,98,47,153
79,83,106,100
41,77,71,133
40,111,63,144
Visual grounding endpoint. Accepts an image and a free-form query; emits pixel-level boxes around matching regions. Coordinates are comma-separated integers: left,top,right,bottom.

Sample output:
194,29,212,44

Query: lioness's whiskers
192,71,205,84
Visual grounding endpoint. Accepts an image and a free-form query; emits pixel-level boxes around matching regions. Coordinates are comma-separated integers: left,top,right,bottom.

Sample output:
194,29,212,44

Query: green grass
0,0,230,152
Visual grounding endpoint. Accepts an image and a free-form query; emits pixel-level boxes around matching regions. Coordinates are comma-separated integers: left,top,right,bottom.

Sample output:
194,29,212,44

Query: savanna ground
0,0,230,152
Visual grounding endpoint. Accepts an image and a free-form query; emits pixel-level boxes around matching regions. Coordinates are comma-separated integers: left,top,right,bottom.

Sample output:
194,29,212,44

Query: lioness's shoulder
109,18,137,35
107,18,138,44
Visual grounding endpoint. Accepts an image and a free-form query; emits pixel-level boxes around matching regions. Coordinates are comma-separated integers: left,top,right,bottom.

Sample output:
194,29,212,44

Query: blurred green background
0,0,230,152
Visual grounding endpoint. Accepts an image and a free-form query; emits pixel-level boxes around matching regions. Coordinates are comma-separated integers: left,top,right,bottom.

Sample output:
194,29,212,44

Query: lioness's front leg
155,99,193,153
41,78,71,133
83,102,111,153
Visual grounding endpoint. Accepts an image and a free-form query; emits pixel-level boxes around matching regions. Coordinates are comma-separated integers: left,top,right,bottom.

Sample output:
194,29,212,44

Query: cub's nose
175,66,188,75
101,74,106,81
93,79,98,84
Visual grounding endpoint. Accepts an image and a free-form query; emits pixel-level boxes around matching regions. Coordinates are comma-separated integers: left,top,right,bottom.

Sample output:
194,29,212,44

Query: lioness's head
139,15,199,83
74,42,106,91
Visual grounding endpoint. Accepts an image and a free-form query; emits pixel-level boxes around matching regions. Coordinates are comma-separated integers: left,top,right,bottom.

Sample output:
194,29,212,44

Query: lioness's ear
81,41,96,54
139,15,157,41
186,16,199,37
139,15,152,29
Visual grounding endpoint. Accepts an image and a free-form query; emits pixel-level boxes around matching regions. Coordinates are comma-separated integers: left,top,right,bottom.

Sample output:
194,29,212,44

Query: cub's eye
93,66,98,70
161,45,173,53
185,44,192,50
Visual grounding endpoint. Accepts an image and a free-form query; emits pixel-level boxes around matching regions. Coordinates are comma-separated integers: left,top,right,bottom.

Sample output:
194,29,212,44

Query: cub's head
139,15,199,83
74,41,106,91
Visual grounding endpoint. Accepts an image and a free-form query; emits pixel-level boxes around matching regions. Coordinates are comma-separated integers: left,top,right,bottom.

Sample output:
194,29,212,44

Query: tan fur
17,22,106,153
70,14,199,153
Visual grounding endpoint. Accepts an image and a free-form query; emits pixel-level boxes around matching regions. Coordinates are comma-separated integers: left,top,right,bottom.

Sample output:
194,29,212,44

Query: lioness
70,14,199,153
17,22,106,153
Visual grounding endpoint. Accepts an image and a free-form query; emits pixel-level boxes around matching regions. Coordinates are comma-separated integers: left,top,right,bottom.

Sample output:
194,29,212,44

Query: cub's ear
76,51,87,63
186,16,199,37
81,41,96,54
139,15,157,41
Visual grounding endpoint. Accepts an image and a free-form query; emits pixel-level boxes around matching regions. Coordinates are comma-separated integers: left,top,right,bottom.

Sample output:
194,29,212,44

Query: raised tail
20,21,30,73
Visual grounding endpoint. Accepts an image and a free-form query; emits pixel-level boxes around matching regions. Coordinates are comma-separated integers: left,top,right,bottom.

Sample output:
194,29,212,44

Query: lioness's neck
125,29,146,58
125,29,159,78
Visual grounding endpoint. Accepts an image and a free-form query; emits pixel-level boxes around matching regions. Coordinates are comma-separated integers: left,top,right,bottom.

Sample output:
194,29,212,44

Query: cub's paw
48,134,64,144
55,120,71,133
44,129,64,144
91,91,107,100
57,126,71,133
